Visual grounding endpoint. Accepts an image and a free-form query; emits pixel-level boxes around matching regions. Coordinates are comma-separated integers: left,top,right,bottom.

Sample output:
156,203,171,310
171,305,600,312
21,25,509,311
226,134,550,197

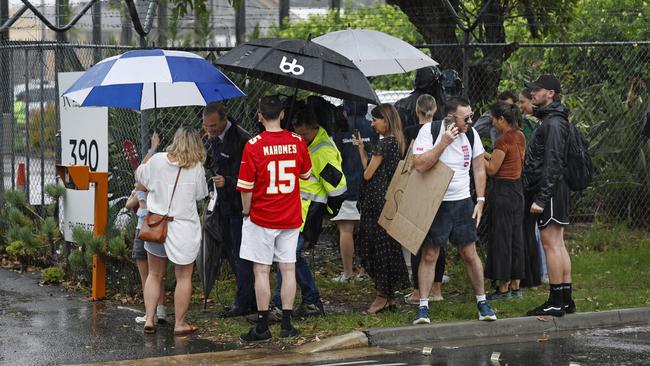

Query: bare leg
278,262,296,310
144,254,167,328
457,243,486,296
337,221,356,277
253,263,271,311
540,224,571,283
173,263,194,332
418,246,440,299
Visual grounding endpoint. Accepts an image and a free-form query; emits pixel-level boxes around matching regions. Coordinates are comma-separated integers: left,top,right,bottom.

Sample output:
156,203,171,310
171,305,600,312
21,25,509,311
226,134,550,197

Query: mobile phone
444,117,455,129
353,129,361,140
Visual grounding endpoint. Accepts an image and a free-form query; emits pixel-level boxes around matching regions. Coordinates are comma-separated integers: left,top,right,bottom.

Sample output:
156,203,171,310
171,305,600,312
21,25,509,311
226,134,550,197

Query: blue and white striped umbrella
63,49,245,110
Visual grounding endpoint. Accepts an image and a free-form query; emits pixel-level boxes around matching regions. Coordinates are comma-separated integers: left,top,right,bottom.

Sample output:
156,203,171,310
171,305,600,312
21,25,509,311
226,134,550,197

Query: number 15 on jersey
266,160,296,194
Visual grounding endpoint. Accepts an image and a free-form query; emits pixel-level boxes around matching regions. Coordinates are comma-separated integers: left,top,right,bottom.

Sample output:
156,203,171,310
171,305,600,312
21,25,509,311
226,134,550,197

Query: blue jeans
222,214,255,310
272,234,321,307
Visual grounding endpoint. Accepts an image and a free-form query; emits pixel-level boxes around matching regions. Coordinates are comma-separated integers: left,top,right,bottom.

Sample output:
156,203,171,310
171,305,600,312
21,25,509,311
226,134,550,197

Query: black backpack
564,120,594,191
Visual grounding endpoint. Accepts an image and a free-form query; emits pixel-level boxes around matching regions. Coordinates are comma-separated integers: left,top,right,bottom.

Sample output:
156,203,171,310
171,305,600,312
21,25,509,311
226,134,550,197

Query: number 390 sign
58,72,108,242
58,72,108,171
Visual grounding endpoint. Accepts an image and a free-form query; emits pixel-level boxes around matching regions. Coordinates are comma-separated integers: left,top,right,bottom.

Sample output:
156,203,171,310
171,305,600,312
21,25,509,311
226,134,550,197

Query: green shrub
41,266,65,284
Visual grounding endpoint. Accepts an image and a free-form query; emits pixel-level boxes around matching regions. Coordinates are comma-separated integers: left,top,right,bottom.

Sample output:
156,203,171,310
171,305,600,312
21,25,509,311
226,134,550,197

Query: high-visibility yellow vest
300,126,347,227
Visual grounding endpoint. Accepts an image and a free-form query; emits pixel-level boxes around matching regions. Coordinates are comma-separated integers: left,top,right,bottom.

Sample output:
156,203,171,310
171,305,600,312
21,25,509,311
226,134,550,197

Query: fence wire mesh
1,42,649,248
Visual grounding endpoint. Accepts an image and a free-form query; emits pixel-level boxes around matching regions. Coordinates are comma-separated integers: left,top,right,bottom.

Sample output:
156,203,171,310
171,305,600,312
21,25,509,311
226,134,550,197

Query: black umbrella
216,38,380,105
196,204,225,309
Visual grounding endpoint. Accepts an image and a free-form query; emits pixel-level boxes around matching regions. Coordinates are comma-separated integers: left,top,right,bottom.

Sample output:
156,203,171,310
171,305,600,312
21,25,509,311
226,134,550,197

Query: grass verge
189,224,650,346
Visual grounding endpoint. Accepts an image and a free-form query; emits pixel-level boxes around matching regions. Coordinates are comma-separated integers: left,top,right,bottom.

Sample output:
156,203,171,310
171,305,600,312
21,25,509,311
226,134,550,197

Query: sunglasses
453,112,474,123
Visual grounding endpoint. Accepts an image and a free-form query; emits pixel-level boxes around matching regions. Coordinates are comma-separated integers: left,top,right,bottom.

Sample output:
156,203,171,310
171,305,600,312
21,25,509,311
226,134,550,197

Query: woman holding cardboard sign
483,103,526,300
354,104,410,314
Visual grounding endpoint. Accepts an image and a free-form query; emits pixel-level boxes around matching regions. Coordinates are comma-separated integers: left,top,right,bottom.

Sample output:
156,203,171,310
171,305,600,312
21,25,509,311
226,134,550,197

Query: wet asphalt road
294,326,650,366
0,268,229,366
2,267,650,366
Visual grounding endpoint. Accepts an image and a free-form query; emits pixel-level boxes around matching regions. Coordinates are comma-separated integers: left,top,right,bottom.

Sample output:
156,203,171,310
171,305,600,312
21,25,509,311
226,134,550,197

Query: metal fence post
39,47,45,209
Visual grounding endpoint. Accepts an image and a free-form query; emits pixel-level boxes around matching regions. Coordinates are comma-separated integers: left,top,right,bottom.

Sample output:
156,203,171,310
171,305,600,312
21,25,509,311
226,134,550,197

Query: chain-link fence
1,41,649,233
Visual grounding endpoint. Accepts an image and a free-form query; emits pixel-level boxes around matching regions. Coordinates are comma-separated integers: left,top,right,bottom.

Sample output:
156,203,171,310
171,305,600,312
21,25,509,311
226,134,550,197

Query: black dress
357,137,410,298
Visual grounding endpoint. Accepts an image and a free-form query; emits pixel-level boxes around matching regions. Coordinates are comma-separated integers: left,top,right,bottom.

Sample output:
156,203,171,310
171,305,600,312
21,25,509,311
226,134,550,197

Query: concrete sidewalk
296,307,650,352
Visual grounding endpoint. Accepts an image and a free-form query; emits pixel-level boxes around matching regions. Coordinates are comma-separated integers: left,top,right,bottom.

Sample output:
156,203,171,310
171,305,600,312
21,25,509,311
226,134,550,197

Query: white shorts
330,200,361,221
239,218,300,265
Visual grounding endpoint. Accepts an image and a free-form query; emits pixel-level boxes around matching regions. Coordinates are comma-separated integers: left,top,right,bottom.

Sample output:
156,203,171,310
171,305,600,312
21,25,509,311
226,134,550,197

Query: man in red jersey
237,95,312,342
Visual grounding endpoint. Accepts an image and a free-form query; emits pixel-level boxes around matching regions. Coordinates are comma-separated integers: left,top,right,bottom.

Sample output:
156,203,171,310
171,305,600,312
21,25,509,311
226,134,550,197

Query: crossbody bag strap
165,167,182,216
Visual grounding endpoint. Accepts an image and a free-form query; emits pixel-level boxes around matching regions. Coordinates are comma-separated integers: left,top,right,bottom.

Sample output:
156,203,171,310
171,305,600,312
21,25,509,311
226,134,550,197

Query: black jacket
523,101,570,208
205,122,252,216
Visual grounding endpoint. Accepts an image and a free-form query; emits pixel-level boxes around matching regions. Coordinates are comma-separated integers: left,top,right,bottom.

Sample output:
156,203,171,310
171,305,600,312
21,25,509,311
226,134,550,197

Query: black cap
525,75,561,93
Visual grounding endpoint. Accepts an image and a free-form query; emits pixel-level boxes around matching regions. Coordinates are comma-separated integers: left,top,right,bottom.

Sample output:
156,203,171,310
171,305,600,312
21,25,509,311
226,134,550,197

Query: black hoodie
523,101,570,208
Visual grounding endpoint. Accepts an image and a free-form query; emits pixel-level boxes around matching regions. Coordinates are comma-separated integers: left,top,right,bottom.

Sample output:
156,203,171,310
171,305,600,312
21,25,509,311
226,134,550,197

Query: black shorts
423,197,478,247
531,179,570,229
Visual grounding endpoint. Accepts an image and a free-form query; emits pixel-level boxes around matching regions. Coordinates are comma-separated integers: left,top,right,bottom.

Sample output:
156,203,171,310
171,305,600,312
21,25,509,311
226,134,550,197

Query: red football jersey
237,130,312,229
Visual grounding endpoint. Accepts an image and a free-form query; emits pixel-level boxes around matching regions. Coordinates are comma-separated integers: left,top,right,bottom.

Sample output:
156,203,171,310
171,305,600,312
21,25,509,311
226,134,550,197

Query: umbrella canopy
313,29,438,76
63,49,245,110
215,38,379,104
196,204,225,309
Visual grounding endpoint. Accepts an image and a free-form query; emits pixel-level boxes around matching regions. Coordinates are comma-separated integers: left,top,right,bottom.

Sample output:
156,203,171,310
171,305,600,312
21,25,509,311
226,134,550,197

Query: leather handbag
138,168,182,244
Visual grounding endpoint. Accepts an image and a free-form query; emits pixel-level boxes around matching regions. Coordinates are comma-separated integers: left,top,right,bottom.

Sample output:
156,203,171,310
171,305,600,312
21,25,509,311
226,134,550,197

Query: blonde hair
166,126,206,168
372,104,405,156
416,94,437,120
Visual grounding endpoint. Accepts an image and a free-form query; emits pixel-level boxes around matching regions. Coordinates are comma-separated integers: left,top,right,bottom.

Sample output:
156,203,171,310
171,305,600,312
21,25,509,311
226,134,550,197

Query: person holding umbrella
238,96,312,342
202,102,256,318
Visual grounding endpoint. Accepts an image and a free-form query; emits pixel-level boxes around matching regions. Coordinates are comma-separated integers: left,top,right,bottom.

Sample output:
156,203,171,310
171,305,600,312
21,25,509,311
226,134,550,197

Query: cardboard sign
379,151,454,255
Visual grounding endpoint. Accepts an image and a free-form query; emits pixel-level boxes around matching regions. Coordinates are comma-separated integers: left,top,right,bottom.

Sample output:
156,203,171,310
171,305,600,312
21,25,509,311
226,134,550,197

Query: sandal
174,325,198,336
366,295,395,315
143,324,157,334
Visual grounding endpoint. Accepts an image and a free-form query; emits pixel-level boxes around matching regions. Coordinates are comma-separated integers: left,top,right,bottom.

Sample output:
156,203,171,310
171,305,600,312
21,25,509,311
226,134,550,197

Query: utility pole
55,0,67,43
158,0,167,47
279,0,289,29
235,0,245,45
1,0,10,114
92,0,101,62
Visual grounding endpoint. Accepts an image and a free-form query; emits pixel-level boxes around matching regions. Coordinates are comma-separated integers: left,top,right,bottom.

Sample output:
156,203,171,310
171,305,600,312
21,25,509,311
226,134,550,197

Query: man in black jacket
394,66,447,130
203,102,255,317
522,75,575,317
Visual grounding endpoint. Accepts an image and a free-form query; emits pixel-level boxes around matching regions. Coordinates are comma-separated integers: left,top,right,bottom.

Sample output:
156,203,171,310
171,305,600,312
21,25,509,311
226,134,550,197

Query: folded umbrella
215,38,379,105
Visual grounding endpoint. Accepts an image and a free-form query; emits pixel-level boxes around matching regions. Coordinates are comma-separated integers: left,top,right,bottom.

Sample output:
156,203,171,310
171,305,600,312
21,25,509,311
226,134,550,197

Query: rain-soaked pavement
0,268,233,366
294,326,650,366
2,267,650,366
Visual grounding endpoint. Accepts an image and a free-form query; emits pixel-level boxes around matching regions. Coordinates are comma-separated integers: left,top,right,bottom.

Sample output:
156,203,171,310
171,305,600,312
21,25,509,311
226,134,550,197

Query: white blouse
136,153,208,265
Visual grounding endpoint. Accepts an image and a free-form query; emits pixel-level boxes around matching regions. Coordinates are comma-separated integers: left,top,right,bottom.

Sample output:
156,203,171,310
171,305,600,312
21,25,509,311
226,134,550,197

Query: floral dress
357,137,410,298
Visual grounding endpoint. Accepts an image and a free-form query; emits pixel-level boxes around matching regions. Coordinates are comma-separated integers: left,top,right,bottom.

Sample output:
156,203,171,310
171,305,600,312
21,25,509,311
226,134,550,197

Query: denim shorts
423,197,478,247
144,241,167,258
132,229,147,260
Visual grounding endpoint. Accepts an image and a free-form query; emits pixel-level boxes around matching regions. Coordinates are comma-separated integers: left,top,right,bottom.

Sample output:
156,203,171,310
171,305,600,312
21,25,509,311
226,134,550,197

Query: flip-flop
174,325,198,336
143,324,157,334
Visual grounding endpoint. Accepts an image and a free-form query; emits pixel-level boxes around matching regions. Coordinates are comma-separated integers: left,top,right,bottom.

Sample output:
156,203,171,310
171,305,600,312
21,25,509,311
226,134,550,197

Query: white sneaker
355,273,370,281
135,315,157,324
156,305,167,322
332,273,353,282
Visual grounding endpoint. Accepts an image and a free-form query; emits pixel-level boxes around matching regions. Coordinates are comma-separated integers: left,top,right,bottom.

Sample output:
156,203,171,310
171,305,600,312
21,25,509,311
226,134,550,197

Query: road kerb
365,307,650,347
294,331,368,353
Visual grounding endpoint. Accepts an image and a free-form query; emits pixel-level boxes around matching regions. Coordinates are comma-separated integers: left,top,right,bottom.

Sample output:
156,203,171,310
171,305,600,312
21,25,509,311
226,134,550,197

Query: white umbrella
313,29,438,77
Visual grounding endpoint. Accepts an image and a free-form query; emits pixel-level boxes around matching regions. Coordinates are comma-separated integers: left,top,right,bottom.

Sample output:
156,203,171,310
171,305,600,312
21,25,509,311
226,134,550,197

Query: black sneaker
296,301,325,318
526,301,566,317
239,326,272,343
279,325,301,339
565,300,577,314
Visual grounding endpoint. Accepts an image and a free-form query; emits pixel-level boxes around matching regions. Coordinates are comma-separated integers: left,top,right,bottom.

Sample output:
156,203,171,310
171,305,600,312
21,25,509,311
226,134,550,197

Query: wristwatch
242,211,250,217
477,197,486,203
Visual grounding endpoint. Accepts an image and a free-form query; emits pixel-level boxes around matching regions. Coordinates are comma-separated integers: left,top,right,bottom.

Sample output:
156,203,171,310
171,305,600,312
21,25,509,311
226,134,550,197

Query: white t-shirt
412,122,485,201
